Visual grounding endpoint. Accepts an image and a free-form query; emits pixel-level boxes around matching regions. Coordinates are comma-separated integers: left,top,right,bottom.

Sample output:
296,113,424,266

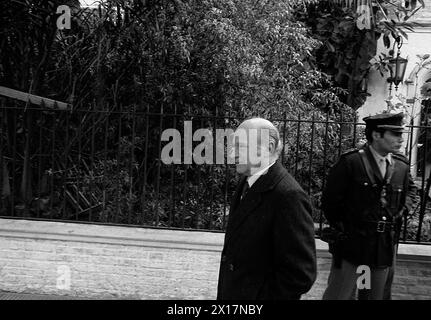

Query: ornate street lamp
358,75,369,94
387,55,408,90
387,38,408,96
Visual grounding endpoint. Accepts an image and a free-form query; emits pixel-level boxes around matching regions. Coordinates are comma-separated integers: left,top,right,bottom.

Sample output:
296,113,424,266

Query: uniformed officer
321,112,415,300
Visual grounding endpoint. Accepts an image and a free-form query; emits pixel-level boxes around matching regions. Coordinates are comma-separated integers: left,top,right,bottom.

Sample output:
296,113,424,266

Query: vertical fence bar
154,104,164,227
61,111,70,219
223,164,229,230
320,111,330,234
181,109,190,229
37,110,43,219
89,105,96,222
168,105,177,227
182,107,189,229
408,119,414,166
417,126,428,242
308,114,315,196
103,107,109,222
182,164,188,229
10,106,17,217
281,112,287,165
22,108,30,217
405,120,415,242
76,111,83,221
294,114,301,179
115,105,123,223
223,115,230,230
417,123,428,242
49,108,56,219
208,107,218,230
141,104,149,225
128,106,136,225
195,116,204,228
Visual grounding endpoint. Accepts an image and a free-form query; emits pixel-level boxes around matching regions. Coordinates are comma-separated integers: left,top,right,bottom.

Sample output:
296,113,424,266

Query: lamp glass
388,56,408,86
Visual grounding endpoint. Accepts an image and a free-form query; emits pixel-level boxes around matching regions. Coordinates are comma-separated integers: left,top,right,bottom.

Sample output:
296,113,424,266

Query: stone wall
0,218,430,299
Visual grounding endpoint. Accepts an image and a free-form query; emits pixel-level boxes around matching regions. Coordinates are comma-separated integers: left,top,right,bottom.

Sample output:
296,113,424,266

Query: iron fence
0,99,430,244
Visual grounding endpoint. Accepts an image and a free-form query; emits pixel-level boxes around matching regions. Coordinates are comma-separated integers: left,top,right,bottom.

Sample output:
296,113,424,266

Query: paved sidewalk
0,290,322,300
0,291,96,300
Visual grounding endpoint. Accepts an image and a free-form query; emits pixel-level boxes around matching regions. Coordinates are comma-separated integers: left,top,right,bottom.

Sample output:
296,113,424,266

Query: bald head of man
230,118,281,176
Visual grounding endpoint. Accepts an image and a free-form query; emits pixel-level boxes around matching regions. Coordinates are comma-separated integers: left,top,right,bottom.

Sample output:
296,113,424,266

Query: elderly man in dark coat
217,118,317,300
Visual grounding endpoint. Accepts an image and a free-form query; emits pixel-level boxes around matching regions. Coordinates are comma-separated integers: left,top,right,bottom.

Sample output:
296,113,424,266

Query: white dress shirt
369,145,393,178
246,160,277,188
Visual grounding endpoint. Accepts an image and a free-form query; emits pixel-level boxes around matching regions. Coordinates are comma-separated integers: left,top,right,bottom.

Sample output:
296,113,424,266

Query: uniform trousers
382,244,398,300
322,259,389,300
355,244,398,300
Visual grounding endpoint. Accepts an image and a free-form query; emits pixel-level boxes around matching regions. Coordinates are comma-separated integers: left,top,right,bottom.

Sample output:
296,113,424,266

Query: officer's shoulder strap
340,148,359,158
358,149,377,186
392,152,410,165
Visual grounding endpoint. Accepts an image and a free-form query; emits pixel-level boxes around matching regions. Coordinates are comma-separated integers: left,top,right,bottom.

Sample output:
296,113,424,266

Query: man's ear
268,140,276,154
371,130,380,141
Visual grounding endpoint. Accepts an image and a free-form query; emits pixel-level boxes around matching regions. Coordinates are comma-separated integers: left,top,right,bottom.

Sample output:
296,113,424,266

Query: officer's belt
360,220,394,233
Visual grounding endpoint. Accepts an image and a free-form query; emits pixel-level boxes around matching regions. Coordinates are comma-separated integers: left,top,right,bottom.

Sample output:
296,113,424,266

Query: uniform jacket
322,144,415,267
217,160,317,300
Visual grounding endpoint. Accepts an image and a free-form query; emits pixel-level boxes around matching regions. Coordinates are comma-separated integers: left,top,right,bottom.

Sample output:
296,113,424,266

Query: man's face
375,130,404,154
228,129,270,176
232,140,251,175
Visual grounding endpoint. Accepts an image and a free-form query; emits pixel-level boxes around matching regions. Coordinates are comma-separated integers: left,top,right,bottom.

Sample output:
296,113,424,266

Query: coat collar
230,160,285,212
363,145,395,183
368,144,393,166
246,161,276,188
248,160,285,193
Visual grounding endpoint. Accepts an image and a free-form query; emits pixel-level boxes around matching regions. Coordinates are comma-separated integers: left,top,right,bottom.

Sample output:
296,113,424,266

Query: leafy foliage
294,0,424,110
0,0,428,241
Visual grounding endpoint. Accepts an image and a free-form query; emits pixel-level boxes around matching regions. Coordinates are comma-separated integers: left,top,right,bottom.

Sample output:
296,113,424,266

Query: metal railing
0,100,430,244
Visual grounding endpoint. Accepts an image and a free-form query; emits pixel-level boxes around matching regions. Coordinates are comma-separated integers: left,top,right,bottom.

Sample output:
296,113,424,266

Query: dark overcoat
217,160,317,300
322,145,415,268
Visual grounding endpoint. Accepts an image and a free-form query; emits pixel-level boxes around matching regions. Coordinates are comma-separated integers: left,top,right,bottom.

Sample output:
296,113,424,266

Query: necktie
379,158,388,178
381,159,390,208
240,181,249,201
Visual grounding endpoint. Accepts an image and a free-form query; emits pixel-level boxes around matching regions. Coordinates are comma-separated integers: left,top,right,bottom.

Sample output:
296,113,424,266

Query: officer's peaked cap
363,112,407,133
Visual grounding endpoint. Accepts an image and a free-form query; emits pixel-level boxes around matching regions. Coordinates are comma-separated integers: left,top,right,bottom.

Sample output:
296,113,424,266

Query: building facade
358,0,431,179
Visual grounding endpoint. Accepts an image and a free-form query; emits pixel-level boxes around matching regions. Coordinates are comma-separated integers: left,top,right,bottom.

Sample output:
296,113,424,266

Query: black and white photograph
0,0,430,310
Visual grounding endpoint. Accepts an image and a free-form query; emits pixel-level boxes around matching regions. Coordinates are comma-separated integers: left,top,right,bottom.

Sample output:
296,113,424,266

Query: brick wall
0,218,430,300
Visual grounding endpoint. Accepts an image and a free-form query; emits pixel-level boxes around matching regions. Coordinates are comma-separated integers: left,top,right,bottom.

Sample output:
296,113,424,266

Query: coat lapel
225,161,285,245
230,176,247,213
